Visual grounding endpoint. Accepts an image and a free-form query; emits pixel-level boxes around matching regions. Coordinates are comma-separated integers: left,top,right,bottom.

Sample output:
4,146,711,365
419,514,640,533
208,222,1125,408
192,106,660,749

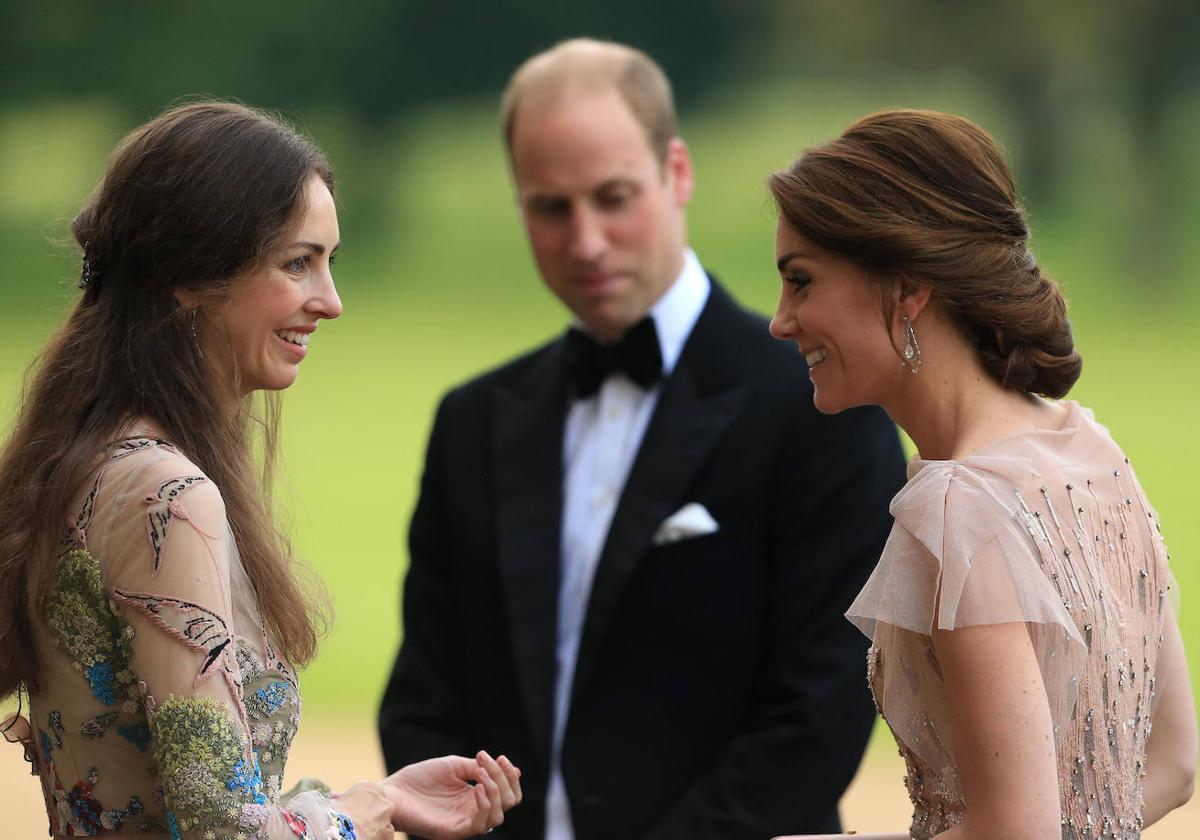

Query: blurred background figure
376,37,904,839
1,1,1198,837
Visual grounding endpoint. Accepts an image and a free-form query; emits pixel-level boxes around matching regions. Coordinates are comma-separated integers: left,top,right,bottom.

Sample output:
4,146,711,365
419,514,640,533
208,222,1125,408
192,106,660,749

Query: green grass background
1,81,1197,729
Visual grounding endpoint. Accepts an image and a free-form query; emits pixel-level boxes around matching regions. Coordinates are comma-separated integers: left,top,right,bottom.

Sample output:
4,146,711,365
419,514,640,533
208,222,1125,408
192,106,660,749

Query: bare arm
1142,600,1197,825
930,621,1061,840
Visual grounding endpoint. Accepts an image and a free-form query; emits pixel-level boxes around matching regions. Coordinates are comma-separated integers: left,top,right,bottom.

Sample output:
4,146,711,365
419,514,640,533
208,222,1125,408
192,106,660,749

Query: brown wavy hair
768,109,1082,398
0,101,332,698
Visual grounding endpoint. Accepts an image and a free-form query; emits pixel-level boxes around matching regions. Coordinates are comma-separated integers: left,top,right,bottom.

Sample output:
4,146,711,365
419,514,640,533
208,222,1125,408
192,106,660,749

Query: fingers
476,750,520,811
498,754,522,806
475,755,504,828
472,780,492,832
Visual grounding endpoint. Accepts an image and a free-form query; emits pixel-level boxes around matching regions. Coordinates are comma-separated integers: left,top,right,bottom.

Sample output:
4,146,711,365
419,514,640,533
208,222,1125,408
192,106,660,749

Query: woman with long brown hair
0,102,520,839
767,110,1195,838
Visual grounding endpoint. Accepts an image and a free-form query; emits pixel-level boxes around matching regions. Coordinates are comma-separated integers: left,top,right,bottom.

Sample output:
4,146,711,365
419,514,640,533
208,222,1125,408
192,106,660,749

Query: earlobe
172,287,199,310
897,280,933,319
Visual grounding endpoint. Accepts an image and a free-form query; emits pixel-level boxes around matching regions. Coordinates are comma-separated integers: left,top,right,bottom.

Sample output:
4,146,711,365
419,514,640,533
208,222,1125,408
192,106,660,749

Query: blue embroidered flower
65,782,104,833
85,661,116,705
167,809,182,840
40,730,53,764
228,755,267,804
250,680,292,717
334,811,357,839
117,722,151,751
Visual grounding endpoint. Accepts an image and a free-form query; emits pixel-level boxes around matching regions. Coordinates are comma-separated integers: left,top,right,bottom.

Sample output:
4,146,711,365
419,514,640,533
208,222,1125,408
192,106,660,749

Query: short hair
769,109,1082,398
500,38,678,166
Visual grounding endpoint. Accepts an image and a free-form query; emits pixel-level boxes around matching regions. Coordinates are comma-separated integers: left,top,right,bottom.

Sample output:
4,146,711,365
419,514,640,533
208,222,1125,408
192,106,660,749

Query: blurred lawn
0,84,1197,735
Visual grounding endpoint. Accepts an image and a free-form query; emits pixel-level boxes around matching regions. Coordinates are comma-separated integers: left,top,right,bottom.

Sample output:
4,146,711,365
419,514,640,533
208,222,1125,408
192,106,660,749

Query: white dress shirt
545,249,710,840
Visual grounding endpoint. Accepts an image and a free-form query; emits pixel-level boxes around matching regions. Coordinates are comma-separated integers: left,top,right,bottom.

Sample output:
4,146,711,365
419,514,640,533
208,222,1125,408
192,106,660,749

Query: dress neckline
906,399,1082,480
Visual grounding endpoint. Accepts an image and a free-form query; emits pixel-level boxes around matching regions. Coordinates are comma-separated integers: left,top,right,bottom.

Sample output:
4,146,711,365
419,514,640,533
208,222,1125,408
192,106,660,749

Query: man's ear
665,137,694,207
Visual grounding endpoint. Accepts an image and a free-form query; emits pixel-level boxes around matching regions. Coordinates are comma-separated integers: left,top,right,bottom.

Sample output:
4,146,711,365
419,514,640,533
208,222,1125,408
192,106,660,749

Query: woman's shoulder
97,434,226,520
893,451,1039,524
894,400,1114,519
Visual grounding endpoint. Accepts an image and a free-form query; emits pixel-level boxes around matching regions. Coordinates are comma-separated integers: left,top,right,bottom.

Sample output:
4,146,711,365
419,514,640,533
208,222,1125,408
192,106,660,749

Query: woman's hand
335,781,395,840
382,751,523,839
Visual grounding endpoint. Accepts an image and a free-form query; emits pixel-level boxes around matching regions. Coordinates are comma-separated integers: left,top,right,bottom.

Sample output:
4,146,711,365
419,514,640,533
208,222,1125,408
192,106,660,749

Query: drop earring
190,309,205,360
901,315,921,373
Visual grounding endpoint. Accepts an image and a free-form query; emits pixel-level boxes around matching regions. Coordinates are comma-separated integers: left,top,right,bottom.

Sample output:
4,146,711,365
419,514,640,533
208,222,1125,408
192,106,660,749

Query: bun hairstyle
768,109,1082,398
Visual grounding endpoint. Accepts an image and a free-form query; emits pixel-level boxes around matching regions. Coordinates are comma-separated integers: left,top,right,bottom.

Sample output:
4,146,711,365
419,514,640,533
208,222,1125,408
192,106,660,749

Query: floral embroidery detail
45,550,140,710
281,808,311,837
111,589,233,684
248,681,292,719
110,436,172,460
81,711,120,739
151,695,247,834
143,475,209,572
166,809,182,839
34,444,326,837
118,722,152,751
48,710,65,746
240,802,272,831
66,472,103,549
329,810,357,839
87,662,116,703
228,754,268,804
49,765,145,835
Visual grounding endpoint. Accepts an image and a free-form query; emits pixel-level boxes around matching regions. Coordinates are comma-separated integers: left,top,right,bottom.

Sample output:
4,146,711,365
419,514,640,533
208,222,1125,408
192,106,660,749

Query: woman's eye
786,274,812,292
328,252,338,268
284,256,308,273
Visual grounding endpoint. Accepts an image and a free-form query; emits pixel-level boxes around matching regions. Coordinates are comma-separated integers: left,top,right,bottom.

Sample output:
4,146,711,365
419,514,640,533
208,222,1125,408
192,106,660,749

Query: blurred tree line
3,0,1197,294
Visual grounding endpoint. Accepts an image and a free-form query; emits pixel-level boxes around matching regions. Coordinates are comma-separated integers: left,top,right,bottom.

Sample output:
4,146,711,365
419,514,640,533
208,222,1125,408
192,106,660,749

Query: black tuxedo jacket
379,280,906,840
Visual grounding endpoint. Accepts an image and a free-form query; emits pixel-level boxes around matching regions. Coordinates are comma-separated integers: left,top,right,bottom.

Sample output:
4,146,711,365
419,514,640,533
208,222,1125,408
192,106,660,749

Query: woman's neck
883,340,1054,462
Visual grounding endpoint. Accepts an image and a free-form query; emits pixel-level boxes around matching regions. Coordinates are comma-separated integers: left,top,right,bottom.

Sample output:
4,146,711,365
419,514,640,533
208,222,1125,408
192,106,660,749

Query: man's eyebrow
595,178,637,191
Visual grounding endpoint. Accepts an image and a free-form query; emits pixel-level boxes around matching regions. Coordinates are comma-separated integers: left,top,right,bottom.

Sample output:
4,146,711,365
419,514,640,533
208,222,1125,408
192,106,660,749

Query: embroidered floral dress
846,401,1181,839
24,435,356,839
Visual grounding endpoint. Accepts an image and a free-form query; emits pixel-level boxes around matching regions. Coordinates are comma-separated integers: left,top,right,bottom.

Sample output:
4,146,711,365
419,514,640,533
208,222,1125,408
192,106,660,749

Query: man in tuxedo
379,38,906,840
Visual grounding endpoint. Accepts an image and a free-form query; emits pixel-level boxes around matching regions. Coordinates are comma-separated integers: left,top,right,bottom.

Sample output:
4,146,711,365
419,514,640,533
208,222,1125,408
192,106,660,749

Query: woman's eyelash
786,274,812,289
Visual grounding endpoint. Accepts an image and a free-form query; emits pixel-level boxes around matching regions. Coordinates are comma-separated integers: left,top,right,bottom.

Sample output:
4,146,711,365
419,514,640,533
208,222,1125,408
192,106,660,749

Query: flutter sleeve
98,455,355,840
846,455,1088,768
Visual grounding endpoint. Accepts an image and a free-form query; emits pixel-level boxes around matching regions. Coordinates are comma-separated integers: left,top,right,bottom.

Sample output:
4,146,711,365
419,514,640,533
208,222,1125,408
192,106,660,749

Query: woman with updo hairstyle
767,110,1194,838
0,102,521,839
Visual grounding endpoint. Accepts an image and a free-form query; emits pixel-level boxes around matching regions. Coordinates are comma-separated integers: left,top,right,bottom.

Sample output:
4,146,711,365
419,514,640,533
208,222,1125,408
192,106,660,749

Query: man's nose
567,206,607,262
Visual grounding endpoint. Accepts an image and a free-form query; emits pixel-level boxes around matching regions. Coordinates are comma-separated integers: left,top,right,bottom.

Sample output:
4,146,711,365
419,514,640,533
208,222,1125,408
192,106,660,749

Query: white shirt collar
648,248,710,377
568,249,710,378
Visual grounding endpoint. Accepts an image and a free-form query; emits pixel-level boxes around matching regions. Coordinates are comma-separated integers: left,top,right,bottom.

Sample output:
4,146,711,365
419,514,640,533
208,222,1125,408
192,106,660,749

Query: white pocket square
652,502,719,546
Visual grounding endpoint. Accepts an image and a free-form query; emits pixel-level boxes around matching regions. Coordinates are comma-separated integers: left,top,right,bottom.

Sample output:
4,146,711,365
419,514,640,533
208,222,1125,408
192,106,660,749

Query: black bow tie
565,317,663,398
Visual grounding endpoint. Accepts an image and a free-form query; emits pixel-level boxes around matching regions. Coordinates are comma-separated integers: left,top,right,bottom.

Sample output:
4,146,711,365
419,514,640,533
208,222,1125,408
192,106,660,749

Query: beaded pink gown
846,401,1180,839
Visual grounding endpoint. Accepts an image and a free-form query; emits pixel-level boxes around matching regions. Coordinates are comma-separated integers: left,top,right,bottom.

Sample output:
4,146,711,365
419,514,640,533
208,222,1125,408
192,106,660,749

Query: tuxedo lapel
571,285,751,700
492,341,568,757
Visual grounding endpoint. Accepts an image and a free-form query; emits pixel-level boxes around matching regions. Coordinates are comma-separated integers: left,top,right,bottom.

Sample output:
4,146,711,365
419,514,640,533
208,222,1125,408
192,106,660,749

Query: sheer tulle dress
846,401,1180,839
19,432,355,838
